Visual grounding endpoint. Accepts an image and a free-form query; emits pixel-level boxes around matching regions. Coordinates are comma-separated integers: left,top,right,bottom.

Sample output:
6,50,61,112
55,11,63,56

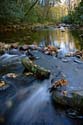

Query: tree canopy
0,0,61,24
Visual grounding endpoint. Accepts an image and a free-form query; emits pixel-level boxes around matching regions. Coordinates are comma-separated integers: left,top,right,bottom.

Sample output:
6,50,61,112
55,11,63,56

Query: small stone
74,59,83,64
62,90,67,96
62,59,69,62
7,73,17,78
25,72,33,76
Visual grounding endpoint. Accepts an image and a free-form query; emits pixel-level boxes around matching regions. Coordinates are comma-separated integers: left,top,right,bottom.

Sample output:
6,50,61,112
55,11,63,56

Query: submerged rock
21,57,50,79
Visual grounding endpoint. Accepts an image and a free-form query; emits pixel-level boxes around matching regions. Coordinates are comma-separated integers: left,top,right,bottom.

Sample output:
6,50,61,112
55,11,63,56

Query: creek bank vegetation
62,1,83,26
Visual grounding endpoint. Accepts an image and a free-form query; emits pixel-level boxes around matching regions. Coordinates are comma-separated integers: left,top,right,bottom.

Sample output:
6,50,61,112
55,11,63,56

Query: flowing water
0,27,83,125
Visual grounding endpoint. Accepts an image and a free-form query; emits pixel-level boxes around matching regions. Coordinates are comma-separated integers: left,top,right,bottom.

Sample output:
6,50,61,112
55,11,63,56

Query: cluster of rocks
0,24,32,32
0,42,18,55
66,50,83,60
0,42,59,58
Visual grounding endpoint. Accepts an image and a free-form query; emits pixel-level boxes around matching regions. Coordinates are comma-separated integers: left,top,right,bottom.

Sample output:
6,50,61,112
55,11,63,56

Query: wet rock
21,57,50,79
0,42,10,54
26,50,40,60
52,89,83,112
0,53,24,75
66,50,83,60
0,42,11,52
74,59,83,64
3,73,36,88
19,45,29,51
65,52,74,57
8,49,23,55
0,54,21,65
74,50,83,59
6,73,17,78
28,44,38,50
62,59,69,63
59,26,65,32
43,45,58,56
10,43,18,49
66,109,83,119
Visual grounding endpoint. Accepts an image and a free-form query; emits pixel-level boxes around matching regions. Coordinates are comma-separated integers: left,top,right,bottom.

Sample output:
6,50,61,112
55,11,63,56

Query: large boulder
52,89,83,112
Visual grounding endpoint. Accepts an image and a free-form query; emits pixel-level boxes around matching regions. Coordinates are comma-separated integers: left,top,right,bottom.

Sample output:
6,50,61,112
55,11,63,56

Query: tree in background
0,0,62,24
62,0,83,25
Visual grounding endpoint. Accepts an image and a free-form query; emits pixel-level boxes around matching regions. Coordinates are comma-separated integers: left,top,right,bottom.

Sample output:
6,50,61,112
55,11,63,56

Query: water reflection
38,29,81,54
0,28,82,54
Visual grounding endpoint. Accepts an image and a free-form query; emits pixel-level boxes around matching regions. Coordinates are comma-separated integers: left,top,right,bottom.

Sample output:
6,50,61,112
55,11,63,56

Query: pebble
74,59,83,64
62,59,69,63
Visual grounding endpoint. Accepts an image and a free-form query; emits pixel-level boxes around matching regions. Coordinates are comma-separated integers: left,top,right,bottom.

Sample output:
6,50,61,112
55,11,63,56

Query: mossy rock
21,57,50,79
52,90,83,111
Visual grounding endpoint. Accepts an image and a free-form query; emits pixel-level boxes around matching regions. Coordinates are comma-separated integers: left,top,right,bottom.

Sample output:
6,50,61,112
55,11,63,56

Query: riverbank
0,22,55,32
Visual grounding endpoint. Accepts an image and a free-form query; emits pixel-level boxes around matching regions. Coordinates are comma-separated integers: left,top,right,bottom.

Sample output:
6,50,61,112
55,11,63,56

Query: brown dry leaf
50,79,68,93
53,79,68,88
0,81,5,87
49,45,57,51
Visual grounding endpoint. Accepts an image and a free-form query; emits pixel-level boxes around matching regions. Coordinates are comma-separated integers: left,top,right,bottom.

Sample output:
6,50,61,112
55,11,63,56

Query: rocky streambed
0,43,83,125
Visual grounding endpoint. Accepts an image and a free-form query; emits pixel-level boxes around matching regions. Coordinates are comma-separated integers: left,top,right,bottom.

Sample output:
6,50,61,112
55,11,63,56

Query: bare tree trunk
25,0,39,16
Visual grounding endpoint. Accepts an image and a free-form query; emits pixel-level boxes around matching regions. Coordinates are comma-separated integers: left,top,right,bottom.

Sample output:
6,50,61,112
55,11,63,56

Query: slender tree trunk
25,0,39,16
